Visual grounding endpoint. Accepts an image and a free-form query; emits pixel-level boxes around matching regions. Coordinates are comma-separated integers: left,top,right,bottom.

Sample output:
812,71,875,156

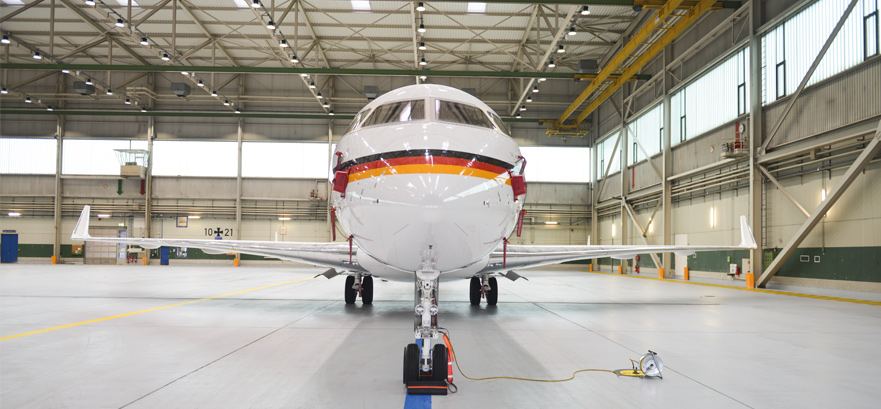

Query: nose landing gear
403,268,449,395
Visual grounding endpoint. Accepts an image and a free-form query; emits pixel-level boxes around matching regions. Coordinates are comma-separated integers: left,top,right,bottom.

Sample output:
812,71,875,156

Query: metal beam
58,0,149,65
761,0,859,152
0,0,44,24
0,108,544,121
0,63,649,80
556,0,686,125
622,199,661,268
758,166,810,217
571,0,718,126
756,119,881,288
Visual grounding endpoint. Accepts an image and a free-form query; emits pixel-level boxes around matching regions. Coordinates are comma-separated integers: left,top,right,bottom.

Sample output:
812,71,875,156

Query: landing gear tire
486,277,498,305
404,343,419,385
361,276,374,304
432,344,448,382
469,276,481,305
344,275,356,304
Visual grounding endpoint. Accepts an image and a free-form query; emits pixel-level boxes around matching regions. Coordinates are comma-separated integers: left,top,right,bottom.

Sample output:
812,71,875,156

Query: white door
674,233,688,277
85,227,122,265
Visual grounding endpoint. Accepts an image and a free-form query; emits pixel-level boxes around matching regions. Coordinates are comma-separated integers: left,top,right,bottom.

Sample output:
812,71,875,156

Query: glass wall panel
519,146,590,183
152,141,237,177
595,131,621,179
242,142,330,178
0,138,56,174
628,104,663,164
62,139,147,175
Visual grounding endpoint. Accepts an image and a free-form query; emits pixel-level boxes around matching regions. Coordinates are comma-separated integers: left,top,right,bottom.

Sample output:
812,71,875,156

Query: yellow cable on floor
441,330,618,383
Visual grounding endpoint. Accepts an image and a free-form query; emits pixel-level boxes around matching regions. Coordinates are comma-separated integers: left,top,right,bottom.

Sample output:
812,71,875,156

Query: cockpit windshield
360,99,425,128
345,109,371,134
488,111,511,136
435,100,494,130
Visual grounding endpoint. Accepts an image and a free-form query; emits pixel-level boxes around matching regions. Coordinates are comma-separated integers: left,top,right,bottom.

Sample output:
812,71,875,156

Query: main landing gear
469,275,498,306
403,267,450,395
344,274,373,305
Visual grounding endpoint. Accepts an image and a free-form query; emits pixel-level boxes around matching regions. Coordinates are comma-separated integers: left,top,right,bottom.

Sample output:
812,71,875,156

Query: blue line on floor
403,394,431,409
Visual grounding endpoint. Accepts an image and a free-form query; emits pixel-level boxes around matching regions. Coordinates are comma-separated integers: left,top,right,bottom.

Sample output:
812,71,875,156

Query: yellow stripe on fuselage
348,164,511,184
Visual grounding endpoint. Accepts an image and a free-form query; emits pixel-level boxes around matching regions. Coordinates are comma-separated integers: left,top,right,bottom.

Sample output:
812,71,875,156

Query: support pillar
236,118,243,241
52,114,64,262
748,0,764,286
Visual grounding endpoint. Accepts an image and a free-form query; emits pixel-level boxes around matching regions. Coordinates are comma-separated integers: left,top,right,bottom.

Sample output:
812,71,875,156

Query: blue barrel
160,247,170,265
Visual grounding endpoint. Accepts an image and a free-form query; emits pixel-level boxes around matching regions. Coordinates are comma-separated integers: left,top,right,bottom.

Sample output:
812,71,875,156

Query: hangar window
345,108,372,134
62,139,147,175
435,100,494,130
152,141,237,177
671,48,749,145
243,142,330,178
519,146,590,183
762,0,880,105
627,103,662,164
360,99,425,128
0,138,56,174
595,132,621,178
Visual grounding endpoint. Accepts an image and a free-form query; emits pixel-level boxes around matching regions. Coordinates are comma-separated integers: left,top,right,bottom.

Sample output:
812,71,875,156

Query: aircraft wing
478,216,757,274
71,206,366,273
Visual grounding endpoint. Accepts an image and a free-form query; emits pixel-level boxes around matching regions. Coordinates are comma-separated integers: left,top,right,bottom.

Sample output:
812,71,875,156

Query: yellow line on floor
584,270,881,306
0,276,315,342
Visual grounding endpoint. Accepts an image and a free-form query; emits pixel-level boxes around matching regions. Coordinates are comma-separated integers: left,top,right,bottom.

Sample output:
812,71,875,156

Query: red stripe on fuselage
347,156,508,175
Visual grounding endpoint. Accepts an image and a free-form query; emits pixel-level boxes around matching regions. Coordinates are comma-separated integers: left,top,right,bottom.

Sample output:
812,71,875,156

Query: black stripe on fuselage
335,149,514,172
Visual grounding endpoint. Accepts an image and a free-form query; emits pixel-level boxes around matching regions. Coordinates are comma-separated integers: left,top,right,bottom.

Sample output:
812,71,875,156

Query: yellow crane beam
572,0,718,125
555,0,687,126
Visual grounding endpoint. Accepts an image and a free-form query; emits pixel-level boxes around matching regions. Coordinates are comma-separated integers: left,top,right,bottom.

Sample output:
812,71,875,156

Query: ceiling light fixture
33,52,42,60
557,44,565,53
420,74,427,80
223,100,230,106
187,215,200,219
515,113,521,118
520,105,526,111
416,2,425,12
116,19,125,27
0,87,6,94
323,101,330,108
280,39,289,47
569,26,576,36
309,81,316,89
418,17,426,33
581,6,590,15
161,53,170,61
25,97,32,103
538,77,547,82
419,57,427,66
140,37,149,45
418,42,426,50
1,35,10,44
235,108,241,113
85,78,93,85
548,60,555,68
291,55,299,63
211,90,217,96
8,212,21,217
85,0,95,5
545,221,558,225
328,110,335,115
125,98,131,104
300,73,309,77
46,105,53,111
141,108,147,112
106,89,113,95
316,92,323,99
181,71,188,76
532,86,539,93
525,95,532,103
61,69,70,74
197,80,204,87
266,20,276,30
251,0,260,8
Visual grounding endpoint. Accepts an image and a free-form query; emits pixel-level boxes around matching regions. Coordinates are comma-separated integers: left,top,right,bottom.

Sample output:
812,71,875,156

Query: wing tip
739,215,757,249
71,205,91,240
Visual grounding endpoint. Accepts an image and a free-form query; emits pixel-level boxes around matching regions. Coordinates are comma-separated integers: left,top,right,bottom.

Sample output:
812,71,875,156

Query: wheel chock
406,380,448,395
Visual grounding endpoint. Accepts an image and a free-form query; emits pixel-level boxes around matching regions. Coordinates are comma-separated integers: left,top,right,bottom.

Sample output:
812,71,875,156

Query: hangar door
85,227,124,265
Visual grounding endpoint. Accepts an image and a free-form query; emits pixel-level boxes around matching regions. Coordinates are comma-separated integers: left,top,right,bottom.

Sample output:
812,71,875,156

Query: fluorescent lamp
710,207,715,228
115,0,140,6
821,188,826,201
278,217,291,221
351,0,370,11
97,214,111,218
544,221,558,225
188,215,201,219
233,0,248,8
611,223,616,237
8,212,21,217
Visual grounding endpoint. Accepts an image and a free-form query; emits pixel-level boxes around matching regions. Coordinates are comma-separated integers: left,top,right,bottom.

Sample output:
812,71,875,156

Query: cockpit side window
488,111,511,136
435,100,495,130
345,108,372,134
360,99,425,128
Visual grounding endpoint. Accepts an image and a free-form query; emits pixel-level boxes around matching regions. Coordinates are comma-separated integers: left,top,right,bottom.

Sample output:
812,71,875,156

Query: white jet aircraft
72,84,756,393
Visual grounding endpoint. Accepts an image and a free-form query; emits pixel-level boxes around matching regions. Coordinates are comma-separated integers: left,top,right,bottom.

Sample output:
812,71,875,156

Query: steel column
756,119,881,288
236,118,243,241
748,0,764,283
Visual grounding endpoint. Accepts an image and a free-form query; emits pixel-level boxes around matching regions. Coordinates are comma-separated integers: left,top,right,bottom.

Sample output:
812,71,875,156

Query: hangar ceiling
0,1,730,125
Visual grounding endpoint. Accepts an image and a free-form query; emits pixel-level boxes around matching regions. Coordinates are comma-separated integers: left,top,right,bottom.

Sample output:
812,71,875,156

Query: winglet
739,215,757,249
71,205,91,240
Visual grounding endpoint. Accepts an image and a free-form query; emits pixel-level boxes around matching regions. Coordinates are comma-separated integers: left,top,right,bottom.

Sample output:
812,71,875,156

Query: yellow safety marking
584,270,881,306
0,276,315,342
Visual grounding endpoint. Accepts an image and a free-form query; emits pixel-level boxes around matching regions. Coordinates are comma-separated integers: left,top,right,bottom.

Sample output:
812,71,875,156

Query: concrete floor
2,264,880,409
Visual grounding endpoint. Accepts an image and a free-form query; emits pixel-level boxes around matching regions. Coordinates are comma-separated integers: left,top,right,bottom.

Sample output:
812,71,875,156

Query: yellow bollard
142,257,148,265
746,273,755,288
51,256,57,264
234,258,240,267
588,263,593,271
658,267,664,279
684,267,690,281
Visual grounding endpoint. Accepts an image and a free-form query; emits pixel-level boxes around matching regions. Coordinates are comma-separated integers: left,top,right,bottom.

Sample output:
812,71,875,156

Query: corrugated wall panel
764,59,881,148
672,122,738,175
632,156,664,191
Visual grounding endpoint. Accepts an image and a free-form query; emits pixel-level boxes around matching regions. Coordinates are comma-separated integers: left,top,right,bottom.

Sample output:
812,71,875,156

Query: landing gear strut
344,274,373,305
469,275,498,306
403,267,449,395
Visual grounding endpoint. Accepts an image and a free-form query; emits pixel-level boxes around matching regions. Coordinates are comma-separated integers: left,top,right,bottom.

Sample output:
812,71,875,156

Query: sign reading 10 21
204,227,234,237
